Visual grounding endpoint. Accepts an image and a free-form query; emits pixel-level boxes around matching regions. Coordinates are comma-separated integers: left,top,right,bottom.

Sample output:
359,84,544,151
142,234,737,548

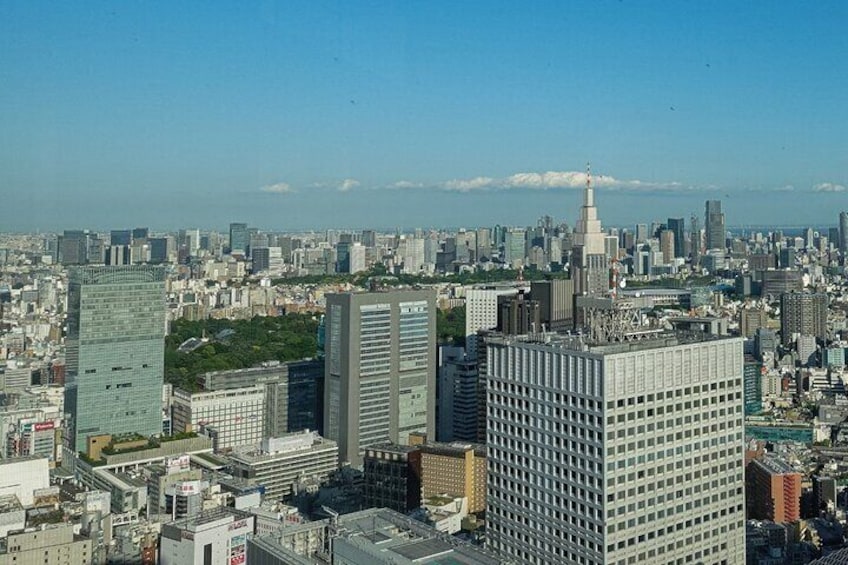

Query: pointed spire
584,162,594,208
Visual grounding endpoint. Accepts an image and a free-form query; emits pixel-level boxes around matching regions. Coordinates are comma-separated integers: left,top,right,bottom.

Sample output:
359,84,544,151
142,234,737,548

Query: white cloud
389,180,425,189
812,182,846,193
338,178,360,192
260,182,295,194
434,170,689,193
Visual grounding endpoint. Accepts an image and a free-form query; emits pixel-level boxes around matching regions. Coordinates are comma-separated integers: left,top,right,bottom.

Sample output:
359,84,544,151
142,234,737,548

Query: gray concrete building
324,289,436,467
486,332,745,564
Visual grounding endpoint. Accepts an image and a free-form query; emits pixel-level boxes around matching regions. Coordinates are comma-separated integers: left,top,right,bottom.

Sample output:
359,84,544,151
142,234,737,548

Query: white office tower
465,286,521,361
486,333,745,564
572,165,610,297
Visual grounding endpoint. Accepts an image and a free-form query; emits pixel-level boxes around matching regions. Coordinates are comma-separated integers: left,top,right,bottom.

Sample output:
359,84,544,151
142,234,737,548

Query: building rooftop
253,508,507,564
753,456,798,476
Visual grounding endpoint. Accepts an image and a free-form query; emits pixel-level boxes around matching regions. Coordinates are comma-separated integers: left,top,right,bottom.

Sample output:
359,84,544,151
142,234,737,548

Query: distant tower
690,213,701,264
572,164,609,297
705,200,726,250
839,211,848,261
667,217,685,258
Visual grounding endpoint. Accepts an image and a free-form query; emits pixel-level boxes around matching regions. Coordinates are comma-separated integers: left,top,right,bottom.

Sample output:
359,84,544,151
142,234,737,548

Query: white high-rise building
486,333,745,564
464,286,522,361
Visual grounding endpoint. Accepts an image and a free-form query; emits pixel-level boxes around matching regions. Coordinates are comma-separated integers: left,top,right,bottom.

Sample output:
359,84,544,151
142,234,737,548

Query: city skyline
2,2,848,231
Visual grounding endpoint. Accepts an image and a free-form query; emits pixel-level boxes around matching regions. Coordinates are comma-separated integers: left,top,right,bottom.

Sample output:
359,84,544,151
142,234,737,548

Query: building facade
705,200,725,251
486,333,745,564
746,457,802,523
363,443,422,513
64,266,166,455
171,385,265,452
780,292,828,346
228,431,338,503
324,289,436,467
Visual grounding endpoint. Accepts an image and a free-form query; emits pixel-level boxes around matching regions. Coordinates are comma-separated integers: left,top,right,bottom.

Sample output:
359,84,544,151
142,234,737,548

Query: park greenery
437,306,466,347
164,314,319,392
269,264,566,288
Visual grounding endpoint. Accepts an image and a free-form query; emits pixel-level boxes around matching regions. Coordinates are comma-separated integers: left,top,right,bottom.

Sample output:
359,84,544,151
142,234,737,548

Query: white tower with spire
572,163,610,297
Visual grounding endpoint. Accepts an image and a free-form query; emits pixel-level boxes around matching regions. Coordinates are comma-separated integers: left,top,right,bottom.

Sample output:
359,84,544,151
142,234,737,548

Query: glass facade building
65,265,167,454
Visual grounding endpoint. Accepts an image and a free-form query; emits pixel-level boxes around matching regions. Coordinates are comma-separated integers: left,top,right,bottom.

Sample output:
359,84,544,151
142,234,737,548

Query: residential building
64,265,166,456
740,308,768,339
746,457,802,523
324,289,436,467
780,292,828,346
486,332,745,564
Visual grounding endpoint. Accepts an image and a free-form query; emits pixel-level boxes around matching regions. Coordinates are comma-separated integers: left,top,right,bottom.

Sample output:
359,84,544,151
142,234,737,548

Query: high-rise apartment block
324,289,436,467
64,266,166,456
486,333,745,564
746,457,802,523
780,292,828,346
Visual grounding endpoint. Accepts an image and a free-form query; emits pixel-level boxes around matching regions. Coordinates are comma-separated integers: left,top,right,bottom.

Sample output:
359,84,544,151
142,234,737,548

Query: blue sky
1,1,847,232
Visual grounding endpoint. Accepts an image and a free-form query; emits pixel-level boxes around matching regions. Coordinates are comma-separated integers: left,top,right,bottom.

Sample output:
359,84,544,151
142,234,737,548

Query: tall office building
667,218,685,258
503,229,526,268
110,229,132,246
437,346,478,442
59,230,89,265
229,222,249,256
64,266,166,456
705,200,726,251
486,332,745,564
780,291,828,346
840,211,848,260
324,289,436,467
572,168,609,297
465,285,520,361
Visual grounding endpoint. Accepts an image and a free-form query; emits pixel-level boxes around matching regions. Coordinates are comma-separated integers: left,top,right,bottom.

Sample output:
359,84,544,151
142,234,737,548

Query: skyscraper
839,211,848,260
324,289,436,467
666,217,685,258
64,265,166,456
572,167,609,297
780,291,828,346
229,222,249,256
486,332,745,563
705,200,726,250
